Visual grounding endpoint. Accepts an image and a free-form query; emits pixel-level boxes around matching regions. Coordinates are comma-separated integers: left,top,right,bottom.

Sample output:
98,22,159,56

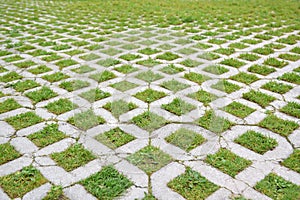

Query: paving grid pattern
0,0,299,200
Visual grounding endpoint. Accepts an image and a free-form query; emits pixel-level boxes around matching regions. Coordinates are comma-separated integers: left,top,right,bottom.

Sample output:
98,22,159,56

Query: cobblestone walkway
0,1,299,200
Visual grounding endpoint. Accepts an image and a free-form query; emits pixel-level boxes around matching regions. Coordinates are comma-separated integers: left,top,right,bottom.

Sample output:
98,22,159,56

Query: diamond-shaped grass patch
110,81,138,92
230,72,259,85
198,52,220,61
5,112,43,130
243,90,276,108
263,57,288,68
68,110,105,131
278,72,300,85
79,53,100,61
0,66,7,73
247,64,276,76
177,48,198,55
28,124,66,148
180,59,202,68
162,98,196,116
80,166,133,200
3,55,24,62
211,80,241,94
138,48,161,55
71,65,95,74
14,60,36,68
45,98,78,115
79,88,110,103
43,185,68,200
132,111,167,132
188,89,218,106
28,65,52,75
160,64,184,75
114,64,138,74
220,58,245,68
25,86,58,104
184,72,210,85
254,173,300,200
11,80,40,92
0,143,21,165
282,149,300,173
222,102,255,118
101,48,122,56
0,166,47,198
261,81,293,94
127,145,172,174
238,53,260,61
259,114,299,137
234,130,278,154
55,59,78,69
119,53,141,61
168,167,219,200
203,65,229,75
160,79,189,92
136,58,161,67
156,52,180,61
89,71,116,83
197,110,234,134
0,98,21,114
280,102,300,118
42,72,70,83
59,80,90,92
135,70,163,83
0,71,23,82
95,127,135,149
165,128,206,152
51,143,96,172
97,58,120,67
205,148,252,177
134,88,166,103
103,100,137,119
279,53,300,61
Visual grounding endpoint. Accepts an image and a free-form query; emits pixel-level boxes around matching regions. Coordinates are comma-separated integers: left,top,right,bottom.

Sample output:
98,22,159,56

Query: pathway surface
0,1,299,200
